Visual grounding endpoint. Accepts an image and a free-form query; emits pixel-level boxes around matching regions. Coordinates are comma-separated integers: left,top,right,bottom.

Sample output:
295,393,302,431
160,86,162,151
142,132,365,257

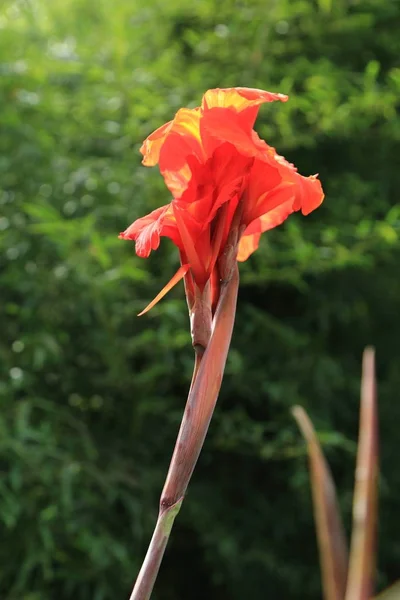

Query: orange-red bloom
120,87,324,313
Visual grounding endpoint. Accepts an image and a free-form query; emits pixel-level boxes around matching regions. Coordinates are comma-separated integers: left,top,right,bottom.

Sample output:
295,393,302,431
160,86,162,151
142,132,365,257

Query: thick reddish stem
129,265,239,600
161,264,239,507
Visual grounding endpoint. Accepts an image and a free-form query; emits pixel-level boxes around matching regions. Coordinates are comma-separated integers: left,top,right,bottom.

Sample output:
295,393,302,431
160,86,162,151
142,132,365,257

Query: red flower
120,87,324,314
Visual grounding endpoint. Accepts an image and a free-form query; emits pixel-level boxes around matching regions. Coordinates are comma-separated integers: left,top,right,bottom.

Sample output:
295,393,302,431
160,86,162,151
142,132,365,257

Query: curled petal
140,108,202,169
243,183,297,237
200,109,262,161
119,204,180,257
162,163,193,197
246,198,295,236
138,264,190,315
141,88,288,174
168,107,202,142
239,171,324,261
237,233,261,262
238,198,296,261
201,87,288,112
296,173,324,215
140,108,204,197
241,157,283,225
202,87,288,139
140,121,174,167
119,205,169,257
272,152,324,214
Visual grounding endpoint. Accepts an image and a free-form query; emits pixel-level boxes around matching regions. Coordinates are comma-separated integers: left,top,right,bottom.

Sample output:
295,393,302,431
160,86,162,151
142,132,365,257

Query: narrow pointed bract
137,264,190,316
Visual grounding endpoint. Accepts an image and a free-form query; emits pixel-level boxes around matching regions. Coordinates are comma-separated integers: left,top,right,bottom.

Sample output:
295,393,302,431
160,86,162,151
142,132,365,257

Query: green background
1,0,399,598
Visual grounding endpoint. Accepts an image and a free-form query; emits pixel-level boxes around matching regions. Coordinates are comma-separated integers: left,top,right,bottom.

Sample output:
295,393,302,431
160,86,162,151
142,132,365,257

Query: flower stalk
161,264,239,507
129,263,239,600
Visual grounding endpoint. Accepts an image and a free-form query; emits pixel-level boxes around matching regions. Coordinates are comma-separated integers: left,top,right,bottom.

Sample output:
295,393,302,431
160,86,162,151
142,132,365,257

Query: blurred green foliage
1,0,399,598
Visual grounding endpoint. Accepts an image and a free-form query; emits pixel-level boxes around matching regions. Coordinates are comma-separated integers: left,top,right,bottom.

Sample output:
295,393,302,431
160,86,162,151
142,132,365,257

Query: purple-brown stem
161,265,238,507
129,264,239,600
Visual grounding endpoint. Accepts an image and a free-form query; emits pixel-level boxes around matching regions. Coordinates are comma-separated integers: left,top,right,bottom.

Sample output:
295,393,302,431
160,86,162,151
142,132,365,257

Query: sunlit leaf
292,406,348,600
374,581,400,600
345,348,378,600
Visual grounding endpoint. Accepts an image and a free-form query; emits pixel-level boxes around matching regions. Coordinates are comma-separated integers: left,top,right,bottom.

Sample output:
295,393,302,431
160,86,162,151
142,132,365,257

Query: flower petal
162,163,193,197
237,233,261,262
201,108,260,157
119,204,180,257
141,107,202,168
140,120,174,167
247,198,296,235
141,88,288,174
272,153,325,214
129,87,324,283
173,203,207,284
238,198,296,261
241,157,282,225
202,87,288,142
296,174,325,215
201,87,288,113
239,165,324,261
138,264,190,316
